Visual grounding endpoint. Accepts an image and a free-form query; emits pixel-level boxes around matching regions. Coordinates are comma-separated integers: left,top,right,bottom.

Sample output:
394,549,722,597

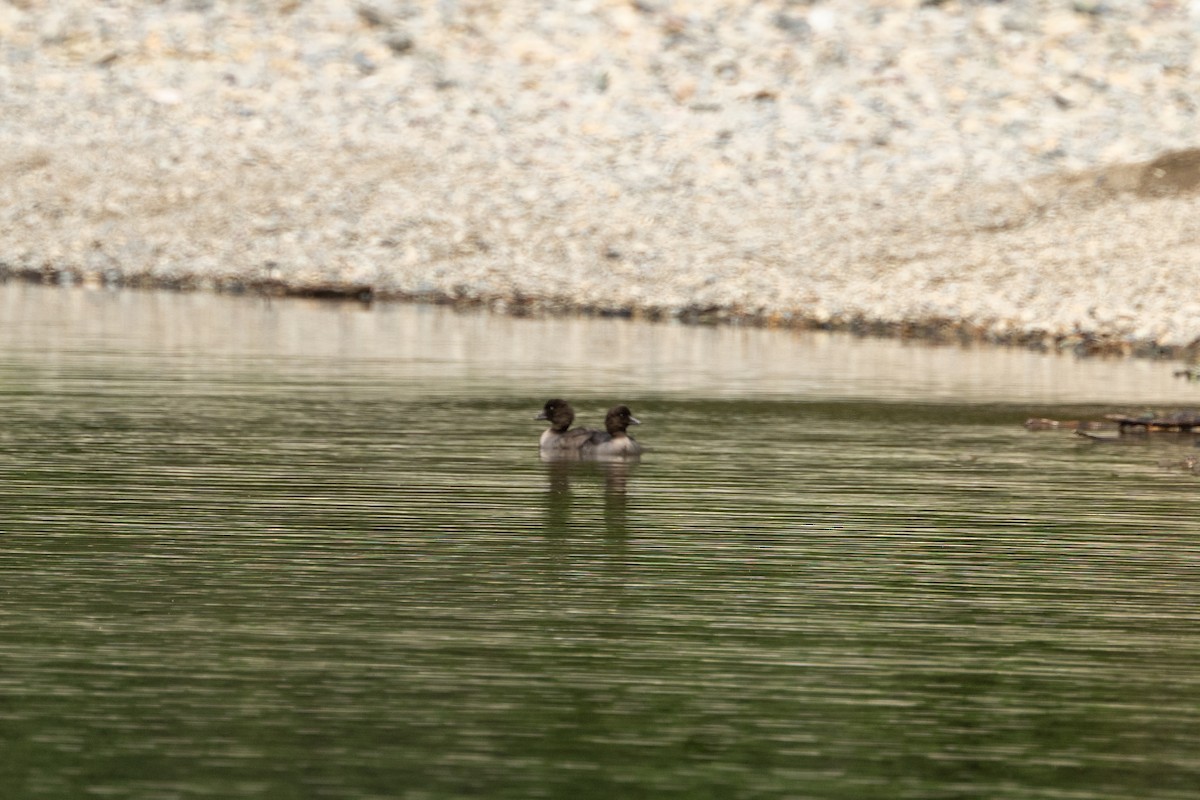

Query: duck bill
628,415,642,425
535,412,549,420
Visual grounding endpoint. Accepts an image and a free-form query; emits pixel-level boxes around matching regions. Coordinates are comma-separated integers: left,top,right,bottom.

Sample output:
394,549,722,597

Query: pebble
0,0,1199,355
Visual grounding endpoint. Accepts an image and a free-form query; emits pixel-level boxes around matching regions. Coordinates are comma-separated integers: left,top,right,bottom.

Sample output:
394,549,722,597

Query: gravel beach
2,0,1200,355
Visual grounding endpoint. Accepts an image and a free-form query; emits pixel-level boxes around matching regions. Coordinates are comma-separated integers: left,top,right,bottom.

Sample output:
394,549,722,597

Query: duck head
536,399,576,433
604,405,641,436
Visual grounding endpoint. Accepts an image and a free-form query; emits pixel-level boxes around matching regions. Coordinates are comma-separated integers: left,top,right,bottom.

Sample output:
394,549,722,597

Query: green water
2,283,1199,799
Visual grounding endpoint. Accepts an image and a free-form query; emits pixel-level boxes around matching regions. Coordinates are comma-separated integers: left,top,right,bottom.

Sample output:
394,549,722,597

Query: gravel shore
2,0,1200,355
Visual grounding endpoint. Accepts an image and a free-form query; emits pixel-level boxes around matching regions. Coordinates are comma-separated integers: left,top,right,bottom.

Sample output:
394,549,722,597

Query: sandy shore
2,1,1200,355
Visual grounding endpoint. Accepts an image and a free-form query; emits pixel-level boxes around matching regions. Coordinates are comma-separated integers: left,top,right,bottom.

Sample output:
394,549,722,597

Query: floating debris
1074,429,1124,443
1160,455,1200,474
1173,367,1200,382
1028,411,1200,452
1023,418,1105,431
1104,411,1200,433
1029,411,1200,435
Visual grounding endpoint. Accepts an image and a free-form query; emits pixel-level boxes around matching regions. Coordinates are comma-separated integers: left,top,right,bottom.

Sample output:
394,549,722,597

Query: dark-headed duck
582,405,642,457
536,399,596,455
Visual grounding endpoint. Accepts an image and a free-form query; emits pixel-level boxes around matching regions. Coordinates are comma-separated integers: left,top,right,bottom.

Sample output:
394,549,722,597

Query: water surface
2,283,1199,799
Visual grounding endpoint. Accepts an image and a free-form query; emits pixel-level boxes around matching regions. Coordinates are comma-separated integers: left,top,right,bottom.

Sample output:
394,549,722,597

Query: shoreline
3,265,1192,362
3,1,1200,359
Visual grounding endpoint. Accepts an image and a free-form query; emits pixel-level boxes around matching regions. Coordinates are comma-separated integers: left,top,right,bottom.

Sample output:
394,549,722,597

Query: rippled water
3,283,1200,799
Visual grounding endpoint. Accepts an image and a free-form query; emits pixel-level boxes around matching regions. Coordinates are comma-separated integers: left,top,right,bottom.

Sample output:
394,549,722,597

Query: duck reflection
541,455,637,537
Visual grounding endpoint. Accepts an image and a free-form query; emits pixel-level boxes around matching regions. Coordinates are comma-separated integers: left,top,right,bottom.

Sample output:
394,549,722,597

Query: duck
536,399,597,455
581,405,642,458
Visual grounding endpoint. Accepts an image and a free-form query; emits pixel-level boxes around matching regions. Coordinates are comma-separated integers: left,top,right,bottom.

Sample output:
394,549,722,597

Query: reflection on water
3,282,1200,800
3,280,1199,405
542,458,636,538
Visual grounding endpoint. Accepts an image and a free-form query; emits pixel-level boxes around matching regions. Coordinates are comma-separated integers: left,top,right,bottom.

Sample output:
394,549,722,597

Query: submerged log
1105,411,1200,433
1028,411,1200,439
1075,429,1124,442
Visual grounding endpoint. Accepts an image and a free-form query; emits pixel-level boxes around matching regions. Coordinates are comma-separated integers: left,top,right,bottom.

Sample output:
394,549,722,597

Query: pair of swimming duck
536,399,643,458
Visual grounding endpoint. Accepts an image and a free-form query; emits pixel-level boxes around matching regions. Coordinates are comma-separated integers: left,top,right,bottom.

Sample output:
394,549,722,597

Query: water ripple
3,285,1200,798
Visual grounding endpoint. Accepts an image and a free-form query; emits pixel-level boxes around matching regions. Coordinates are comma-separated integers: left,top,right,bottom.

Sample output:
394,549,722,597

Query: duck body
581,405,642,458
540,426,595,453
536,399,597,456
